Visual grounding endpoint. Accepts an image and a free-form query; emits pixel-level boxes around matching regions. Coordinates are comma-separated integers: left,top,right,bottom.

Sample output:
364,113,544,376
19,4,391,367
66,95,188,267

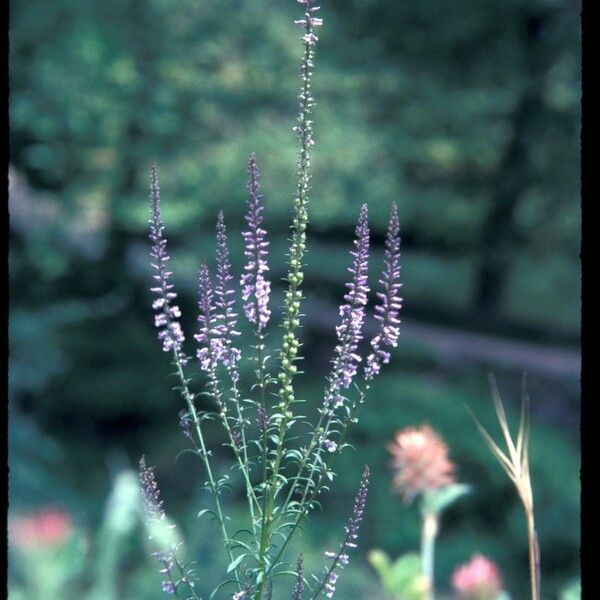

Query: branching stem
171,351,242,588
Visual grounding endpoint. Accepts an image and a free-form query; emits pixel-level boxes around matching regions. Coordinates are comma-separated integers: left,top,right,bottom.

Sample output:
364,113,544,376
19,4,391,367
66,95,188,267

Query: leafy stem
171,352,241,587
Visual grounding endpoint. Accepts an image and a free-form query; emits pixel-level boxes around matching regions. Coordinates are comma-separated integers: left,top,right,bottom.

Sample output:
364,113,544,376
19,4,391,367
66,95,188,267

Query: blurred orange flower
388,425,455,501
9,508,73,549
451,554,502,599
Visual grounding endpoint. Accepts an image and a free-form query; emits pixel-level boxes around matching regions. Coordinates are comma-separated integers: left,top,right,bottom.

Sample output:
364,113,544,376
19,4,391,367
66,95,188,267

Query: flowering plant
452,554,505,600
369,425,470,600
139,2,403,598
8,507,86,600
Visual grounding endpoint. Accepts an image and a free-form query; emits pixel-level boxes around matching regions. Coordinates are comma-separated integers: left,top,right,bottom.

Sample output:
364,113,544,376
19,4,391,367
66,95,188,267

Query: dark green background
9,0,580,598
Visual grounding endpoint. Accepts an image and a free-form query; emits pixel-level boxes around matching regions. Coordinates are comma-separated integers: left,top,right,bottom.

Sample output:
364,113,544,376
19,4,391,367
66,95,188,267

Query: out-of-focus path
304,297,580,380
400,320,580,380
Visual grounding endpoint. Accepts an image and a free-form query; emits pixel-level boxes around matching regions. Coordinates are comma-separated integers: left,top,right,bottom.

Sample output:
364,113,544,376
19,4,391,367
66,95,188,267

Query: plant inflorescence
140,2,403,599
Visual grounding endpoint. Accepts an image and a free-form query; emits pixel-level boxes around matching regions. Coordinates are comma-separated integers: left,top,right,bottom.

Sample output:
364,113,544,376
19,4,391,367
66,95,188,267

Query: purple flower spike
292,554,304,600
149,163,186,358
365,203,402,380
344,465,369,550
325,572,338,598
139,456,166,522
241,153,271,330
195,264,223,371
215,211,241,369
295,0,323,47
256,405,269,431
328,205,370,407
321,466,370,598
140,457,181,595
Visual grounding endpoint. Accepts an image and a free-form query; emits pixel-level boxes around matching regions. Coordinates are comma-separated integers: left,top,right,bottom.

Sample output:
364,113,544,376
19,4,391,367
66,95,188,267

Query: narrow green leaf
226,553,247,574
422,484,470,515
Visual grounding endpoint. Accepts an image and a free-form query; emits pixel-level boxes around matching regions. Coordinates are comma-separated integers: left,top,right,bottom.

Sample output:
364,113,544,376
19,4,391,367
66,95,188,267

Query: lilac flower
302,32,319,44
324,439,337,453
232,586,252,600
328,205,370,407
139,456,166,523
320,466,370,598
149,163,186,358
292,554,304,600
231,429,242,451
161,581,175,595
256,405,269,431
139,457,181,595
295,0,323,44
325,572,338,598
343,465,369,550
365,203,402,380
293,2,322,148
215,210,241,369
179,410,192,441
195,264,224,372
241,153,271,330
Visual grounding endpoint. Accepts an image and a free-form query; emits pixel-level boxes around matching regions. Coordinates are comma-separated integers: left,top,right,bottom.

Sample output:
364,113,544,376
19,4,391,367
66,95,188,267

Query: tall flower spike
215,210,241,370
139,457,181,596
292,554,304,600
328,205,370,407
271,0,322,413
149,163,186,358
344,465,369,551
365,202,402,380
320,466,370,598
241,153,271,329
293,0,322,148
196,263,223,372
139,455,165,522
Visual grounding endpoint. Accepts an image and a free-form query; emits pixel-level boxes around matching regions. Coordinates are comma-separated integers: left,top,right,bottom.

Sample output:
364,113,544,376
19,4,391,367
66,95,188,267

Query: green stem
255,331,272,600
267,4,317,503
255,21,316,600
227,365,260,535
264,396,362,580
420,510,438,600
280,411,325,512
172,352,241,588
173,557,201,600
310,514,356,600
203,322,261,538
281,385,363,515
216,376,261,517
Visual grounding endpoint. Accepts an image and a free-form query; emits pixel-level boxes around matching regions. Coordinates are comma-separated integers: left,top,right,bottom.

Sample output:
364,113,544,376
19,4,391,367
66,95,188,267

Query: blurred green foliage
8,371,580,598
368,550,428,600
10,0,580,332
9,0,579,598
